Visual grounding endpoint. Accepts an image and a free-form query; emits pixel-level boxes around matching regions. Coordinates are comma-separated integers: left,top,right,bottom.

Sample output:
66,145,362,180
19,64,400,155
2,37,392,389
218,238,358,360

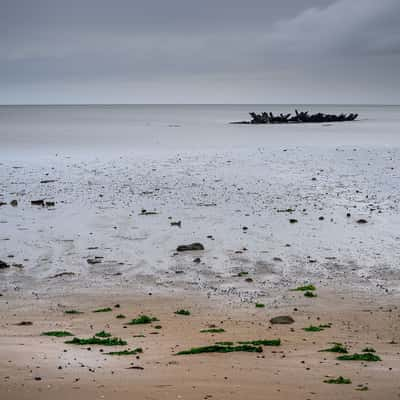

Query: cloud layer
1,0,399,103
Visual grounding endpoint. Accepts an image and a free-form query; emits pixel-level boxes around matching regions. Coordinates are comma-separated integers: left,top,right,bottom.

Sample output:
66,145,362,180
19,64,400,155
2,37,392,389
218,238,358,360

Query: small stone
176,243,204,252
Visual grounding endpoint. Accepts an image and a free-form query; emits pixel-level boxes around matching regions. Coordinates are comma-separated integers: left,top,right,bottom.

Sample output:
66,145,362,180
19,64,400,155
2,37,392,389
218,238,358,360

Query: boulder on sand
270,315,295,324
176,243,205,252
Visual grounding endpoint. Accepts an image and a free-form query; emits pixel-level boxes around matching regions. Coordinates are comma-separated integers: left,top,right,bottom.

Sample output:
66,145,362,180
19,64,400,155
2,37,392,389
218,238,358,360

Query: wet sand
1,106,400,398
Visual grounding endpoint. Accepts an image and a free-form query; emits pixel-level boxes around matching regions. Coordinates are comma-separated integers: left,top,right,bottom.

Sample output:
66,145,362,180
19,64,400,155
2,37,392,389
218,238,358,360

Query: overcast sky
1,0,400,104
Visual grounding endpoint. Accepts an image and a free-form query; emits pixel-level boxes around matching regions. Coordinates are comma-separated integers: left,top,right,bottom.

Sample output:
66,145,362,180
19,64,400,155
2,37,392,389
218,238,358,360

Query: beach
1,104,399,398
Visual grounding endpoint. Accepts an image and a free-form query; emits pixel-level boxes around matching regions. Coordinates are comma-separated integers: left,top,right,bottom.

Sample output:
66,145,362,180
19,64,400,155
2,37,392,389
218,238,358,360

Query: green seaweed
93,307,112,313
106,348,143,355
303,325,324,332
237,339,281,346
215,341,234,346
255,303,265,308
200,328,225,333
291,284,316,291
64,310,82,314
324,376,352,384
174,309,191,316
127,315,159,325
65,336,127,346
304,291,317,297
337,353,381,362
319,343,348,353
362,347,376,353
176,344,262,355
116,314,126,319
41,331,73,337
237,271,248,277
95,330,112,338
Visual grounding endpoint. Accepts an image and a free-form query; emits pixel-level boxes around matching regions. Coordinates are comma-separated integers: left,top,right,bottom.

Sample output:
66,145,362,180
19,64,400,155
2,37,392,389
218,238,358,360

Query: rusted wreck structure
232,110,358,124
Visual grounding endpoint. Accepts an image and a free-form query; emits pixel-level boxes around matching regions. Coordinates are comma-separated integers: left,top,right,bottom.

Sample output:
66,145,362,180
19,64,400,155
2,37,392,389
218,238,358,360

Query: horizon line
0,103,399,107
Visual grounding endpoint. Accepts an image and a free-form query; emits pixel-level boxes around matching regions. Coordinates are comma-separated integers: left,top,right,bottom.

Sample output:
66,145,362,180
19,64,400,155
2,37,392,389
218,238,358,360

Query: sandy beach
1,105,400,398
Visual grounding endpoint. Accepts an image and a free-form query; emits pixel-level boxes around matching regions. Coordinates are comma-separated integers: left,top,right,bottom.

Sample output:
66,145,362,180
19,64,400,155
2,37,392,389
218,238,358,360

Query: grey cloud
0,0,399,103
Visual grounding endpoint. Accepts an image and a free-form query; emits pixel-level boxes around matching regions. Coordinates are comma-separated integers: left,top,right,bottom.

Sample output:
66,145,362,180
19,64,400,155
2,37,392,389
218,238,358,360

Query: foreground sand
1,288,399,399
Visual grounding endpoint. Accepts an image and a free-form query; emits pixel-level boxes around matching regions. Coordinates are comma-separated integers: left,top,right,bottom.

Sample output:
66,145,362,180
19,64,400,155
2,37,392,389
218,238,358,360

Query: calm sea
1,104,399,158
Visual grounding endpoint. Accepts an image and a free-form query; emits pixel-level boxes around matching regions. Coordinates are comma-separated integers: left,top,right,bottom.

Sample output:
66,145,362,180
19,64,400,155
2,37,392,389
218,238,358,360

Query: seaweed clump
200,328,225,333
106,348,143,356
319,343,348,353
176,344,262,355
174,309,191,316
127,315,159,325
41,331,73,337
337,353,381,362
324,376,352,384
65,337,127,346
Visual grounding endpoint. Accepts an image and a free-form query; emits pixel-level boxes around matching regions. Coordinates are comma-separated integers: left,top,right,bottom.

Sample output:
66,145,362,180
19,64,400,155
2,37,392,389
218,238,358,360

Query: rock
10,200,18,207
176,243,205,252
40,179,57,184
0,202,7,206
289,219,298,224
270,315,295,324
193,257,201,263
31,199,45,206
45,201,55,207
170,221,182,227
87,258,102,265
16,321,33,326
50,272,75,278
140,209,158,215
0,260,10,269
357,219,368,224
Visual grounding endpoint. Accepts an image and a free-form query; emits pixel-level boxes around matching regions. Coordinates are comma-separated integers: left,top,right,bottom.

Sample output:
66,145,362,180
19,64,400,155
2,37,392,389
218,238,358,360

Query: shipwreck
231,110,358,124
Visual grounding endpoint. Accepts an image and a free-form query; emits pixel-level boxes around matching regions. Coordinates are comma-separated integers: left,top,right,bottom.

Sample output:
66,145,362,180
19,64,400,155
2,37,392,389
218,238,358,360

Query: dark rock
140,209,158,215
0,260,10,269
193,257,201,264
87,258,102,265
170,221,181,227
16,321,33,326
0,202,7,206
50,272,75,278
270,315,295,325
31,199,45,206
45,201,55,207
357,219,368,224
40,179,57,184
176,243,204,252
289,219,298,224
10,200,18,207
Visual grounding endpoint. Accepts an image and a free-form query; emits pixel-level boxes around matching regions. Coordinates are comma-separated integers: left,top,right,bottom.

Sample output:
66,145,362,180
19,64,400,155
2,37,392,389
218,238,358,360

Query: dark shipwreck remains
232,110,358,124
